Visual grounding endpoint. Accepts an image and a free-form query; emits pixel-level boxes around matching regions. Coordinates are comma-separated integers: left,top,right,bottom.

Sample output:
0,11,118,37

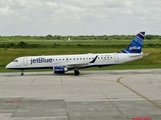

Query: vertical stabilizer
119,32,145,53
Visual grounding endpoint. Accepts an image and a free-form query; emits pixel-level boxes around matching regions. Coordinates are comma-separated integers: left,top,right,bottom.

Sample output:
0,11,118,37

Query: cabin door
23,57,28,66
114,53,119,62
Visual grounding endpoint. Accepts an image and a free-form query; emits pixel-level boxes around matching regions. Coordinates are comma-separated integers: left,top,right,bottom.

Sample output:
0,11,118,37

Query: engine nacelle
53,66,68,74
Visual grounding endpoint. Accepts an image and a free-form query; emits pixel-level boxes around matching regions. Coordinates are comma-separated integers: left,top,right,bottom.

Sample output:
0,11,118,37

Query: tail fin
119,32,145,53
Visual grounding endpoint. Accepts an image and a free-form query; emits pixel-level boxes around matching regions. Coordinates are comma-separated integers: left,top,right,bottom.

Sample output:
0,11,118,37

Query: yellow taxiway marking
117,76,161,109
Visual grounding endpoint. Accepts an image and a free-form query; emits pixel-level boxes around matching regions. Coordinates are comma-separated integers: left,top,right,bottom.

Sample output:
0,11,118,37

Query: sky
0,0,161,36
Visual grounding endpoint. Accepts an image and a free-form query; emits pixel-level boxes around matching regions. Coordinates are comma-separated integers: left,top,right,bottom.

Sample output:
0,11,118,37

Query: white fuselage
6,53,143,70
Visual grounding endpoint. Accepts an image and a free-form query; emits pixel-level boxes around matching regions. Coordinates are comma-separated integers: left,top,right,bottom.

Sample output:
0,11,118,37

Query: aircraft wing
66,62,89,68
54,55,98,69
55,62,89,69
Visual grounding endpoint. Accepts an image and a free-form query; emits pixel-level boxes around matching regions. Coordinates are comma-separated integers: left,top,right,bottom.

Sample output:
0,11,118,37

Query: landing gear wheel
74,70,80,75
21,70,24,76
21,72,24,76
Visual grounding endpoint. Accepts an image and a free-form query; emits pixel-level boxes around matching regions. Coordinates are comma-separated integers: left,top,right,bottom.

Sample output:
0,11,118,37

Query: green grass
0,39,161,72
0,47,161,72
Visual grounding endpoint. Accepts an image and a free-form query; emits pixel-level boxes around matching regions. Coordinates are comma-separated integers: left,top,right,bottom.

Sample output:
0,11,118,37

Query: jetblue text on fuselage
30,57,52,64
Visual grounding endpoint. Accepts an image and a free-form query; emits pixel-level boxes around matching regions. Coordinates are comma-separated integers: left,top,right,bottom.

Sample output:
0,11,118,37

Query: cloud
0,0,161,35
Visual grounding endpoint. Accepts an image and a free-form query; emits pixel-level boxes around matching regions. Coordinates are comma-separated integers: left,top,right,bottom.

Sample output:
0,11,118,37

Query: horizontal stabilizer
129,53,148,57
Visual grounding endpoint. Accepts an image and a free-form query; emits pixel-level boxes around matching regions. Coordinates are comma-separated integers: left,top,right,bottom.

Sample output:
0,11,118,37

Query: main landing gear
74,68,80,75
21,70,24,76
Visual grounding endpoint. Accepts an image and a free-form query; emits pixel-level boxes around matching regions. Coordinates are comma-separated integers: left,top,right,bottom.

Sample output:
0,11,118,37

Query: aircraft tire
74,70,80,75
21,73,24,76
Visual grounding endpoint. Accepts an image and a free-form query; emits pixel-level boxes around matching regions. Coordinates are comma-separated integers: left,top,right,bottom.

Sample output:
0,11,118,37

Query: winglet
119,32,145,53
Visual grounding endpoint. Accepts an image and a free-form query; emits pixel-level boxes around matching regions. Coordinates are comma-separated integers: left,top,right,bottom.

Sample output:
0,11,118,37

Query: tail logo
129,46,141,51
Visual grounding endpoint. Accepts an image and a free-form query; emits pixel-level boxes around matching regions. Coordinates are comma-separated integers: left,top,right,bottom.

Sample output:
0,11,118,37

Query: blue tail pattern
119,32,145,53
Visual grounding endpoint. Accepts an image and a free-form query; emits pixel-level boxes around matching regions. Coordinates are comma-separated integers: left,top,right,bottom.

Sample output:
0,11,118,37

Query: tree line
0,35,161,41
1,41,161,49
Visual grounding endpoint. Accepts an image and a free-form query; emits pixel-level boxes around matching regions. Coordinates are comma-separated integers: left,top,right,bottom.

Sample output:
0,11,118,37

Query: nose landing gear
21,70,24,76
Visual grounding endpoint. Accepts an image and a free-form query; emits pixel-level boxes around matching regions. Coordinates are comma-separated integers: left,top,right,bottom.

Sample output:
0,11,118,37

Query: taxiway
0,69,161,120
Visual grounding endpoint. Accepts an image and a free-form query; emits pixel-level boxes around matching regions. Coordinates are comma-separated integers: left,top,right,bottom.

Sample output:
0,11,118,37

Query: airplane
6,32,148,76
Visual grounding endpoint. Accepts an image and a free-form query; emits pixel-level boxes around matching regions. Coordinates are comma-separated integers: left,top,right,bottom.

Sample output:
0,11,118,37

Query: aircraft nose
5,63,11,69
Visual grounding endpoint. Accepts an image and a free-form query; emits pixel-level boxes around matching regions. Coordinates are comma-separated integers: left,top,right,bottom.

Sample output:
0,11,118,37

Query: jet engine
53,66,68,74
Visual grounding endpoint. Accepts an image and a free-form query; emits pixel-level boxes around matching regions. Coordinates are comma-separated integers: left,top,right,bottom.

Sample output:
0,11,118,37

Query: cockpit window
12,60,18,62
